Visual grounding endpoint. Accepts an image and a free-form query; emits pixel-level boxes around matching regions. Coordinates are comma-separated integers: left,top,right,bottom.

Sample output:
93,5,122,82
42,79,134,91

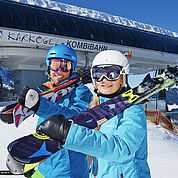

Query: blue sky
55,0,178,33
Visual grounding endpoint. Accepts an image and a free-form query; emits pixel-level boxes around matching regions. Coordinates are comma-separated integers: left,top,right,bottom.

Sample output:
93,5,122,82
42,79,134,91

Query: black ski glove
17,86,40,112
36,114,71,145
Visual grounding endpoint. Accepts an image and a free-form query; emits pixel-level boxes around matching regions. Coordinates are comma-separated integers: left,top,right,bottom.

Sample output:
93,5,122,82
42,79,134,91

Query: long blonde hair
87,93,100,169
89,93,100,109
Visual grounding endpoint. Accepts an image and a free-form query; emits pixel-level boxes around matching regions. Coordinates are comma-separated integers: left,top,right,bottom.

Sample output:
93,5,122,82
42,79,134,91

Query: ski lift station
0,0,178,94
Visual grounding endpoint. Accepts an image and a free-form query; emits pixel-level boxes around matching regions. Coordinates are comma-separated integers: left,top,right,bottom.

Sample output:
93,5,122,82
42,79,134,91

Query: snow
0,103,178,178
147,122,178,178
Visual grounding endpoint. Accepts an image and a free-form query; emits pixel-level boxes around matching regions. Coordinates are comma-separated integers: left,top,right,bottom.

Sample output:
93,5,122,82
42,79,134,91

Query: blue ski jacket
64,96,151,178
34,78,93,178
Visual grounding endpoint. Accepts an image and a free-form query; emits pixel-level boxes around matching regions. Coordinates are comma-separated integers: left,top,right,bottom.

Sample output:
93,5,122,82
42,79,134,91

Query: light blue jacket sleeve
36,85,92,120
64,104,147,163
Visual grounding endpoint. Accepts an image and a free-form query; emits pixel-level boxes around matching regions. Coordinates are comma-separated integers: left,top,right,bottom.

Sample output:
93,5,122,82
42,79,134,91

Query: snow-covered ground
0,103,178,178
147,122,178,178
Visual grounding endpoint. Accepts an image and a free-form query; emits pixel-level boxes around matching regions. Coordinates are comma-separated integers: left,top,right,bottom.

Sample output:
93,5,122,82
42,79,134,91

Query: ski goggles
92,66,122,82
49,59,72,72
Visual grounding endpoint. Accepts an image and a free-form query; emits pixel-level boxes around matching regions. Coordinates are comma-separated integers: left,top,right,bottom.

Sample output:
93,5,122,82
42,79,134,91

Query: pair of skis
5,66,177,174
0,69,90,127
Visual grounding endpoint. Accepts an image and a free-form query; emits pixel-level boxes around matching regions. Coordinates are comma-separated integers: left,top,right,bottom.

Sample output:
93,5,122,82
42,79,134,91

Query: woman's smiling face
96,75,123,95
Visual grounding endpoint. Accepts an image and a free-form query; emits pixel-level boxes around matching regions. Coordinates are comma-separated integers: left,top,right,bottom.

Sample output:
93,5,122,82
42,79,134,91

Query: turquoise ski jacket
35,82,93,178
64,96,151,178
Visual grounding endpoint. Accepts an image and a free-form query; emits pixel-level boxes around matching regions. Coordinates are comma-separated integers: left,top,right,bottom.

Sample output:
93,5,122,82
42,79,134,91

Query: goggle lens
92,66,121,82
49,59,72,72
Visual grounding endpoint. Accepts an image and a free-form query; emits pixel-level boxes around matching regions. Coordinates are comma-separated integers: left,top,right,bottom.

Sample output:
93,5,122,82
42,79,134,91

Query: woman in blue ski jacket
36,50,151,178
17,45,93,178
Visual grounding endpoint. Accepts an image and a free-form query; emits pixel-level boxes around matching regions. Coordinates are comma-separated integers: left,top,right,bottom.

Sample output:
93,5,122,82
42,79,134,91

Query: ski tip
6,154,25,174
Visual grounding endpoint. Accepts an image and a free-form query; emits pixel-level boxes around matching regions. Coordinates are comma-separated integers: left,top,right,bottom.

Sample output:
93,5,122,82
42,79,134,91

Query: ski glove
17,86,40,112
36,114,71,145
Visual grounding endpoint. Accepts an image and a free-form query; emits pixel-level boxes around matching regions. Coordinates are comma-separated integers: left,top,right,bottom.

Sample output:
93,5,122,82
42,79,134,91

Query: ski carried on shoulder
6,153,43,176
0,69,90,127
6,66,178,174
0,154,35,176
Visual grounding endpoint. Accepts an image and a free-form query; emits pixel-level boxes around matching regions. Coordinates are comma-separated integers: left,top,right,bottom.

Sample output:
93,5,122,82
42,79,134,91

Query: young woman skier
36,50,151,178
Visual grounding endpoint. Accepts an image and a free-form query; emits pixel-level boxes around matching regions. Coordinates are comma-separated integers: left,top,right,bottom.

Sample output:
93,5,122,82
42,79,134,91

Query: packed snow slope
0,103,177,178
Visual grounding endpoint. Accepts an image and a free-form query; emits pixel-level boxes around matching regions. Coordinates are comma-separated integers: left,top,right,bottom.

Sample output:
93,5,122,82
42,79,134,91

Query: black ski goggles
92,66,122,82
49,59,72,72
